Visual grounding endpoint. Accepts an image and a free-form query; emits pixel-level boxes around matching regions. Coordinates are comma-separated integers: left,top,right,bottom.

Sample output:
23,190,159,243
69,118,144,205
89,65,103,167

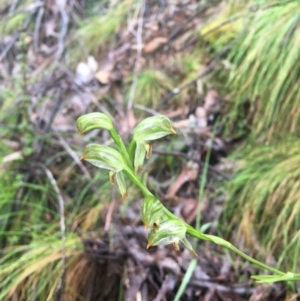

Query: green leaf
147,219,197,256
81,143,125,172
76,112,114,134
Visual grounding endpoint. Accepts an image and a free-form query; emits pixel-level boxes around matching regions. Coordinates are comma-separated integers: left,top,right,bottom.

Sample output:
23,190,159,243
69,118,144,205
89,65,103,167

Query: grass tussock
76,0,134,54
0,232,82,301
0,159,112,299
227,0,300,138
225,138,300,270
129,69,174,110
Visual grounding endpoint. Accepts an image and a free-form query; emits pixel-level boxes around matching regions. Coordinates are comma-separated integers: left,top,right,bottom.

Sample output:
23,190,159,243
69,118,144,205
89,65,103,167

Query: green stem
128,140,136,164
123,166,153,197
186,225,285,276
109,129,133,169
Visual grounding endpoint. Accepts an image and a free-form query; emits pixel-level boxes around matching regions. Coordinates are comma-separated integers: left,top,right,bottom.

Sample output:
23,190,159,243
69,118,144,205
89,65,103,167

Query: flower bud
141,196,168,229
133,115,176,142
147,219,197,256
132,115,176,171
76,112,114,134
81,143,125,172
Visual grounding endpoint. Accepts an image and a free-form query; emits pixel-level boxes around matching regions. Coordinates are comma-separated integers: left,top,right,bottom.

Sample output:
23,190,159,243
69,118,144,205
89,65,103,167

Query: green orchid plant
76,112,300,284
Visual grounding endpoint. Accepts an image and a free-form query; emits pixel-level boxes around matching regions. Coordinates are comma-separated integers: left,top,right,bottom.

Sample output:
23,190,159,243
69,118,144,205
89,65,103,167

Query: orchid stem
186,225,285,276
109,129,133,169
123,166,153,197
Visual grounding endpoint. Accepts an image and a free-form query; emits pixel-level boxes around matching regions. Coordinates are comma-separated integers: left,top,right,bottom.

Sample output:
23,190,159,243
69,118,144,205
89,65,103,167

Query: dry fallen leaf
166,161,199,199
94,70,111,85
144,37,168,53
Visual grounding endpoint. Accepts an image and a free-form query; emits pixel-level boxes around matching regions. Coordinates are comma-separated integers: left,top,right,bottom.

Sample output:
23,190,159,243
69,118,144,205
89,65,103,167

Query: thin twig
126,0,145,113
133,104,160,116
56,134,92,180
189,279,255,295
37,163,66,300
